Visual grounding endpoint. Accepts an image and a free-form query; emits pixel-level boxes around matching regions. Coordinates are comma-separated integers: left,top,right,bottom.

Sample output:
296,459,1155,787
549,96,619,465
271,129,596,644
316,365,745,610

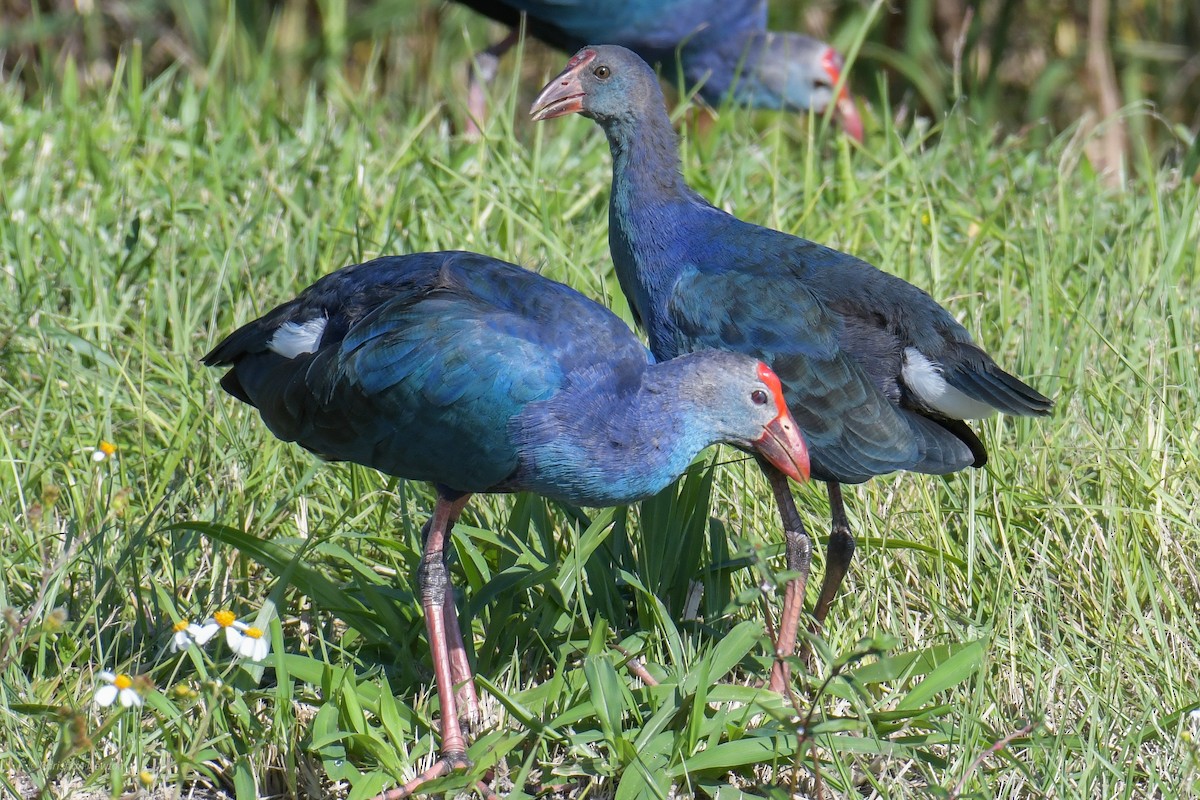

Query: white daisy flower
90,441,118,463
225,622,270,661
170,619,219,652
94,671,143,708
206,610,271,661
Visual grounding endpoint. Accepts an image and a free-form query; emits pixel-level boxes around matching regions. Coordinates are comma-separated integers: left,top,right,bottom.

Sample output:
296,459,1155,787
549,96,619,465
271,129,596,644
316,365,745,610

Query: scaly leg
443,580,480,723
466,30,520,137
812,482,855,626
762,463,813,694
415,514,481,722
373,492,495,800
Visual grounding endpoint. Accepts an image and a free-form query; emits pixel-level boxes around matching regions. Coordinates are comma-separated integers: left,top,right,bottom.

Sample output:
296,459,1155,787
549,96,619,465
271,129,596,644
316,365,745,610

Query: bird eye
593,65,611,79
751,389,769,406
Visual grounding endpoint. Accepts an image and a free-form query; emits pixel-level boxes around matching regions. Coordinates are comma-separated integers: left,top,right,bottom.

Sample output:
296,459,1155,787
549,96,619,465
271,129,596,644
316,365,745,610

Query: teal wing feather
666,266,927,482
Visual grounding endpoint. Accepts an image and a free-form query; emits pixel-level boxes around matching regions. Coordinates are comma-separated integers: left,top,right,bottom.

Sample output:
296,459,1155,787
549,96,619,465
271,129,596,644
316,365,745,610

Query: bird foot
371,751,496,800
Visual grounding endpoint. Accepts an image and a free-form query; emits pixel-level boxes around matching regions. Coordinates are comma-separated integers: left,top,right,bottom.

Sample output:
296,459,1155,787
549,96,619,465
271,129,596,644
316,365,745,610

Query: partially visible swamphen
531,46,1052,691
458,0,863,140
203,250,809,798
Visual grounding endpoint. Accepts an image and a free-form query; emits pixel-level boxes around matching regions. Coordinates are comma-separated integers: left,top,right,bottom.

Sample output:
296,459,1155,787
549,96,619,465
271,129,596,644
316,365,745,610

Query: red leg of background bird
613,644,660,687
812,482,855,626
373,495,476,800
763,465,813,694
684,105,718,138
466,30,520,137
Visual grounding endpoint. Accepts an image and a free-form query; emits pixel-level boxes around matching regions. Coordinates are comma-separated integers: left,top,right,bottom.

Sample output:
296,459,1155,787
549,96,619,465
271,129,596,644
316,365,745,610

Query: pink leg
763,465,813,694
443,584,480,721
372,493,496,800
419,508,479,720
466,30,520,137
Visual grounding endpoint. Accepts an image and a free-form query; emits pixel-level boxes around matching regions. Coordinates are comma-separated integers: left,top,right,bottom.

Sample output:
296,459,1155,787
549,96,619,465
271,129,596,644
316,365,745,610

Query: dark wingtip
933,417,988,468
218,369,254,406
201,330,244,368
898,411,984,474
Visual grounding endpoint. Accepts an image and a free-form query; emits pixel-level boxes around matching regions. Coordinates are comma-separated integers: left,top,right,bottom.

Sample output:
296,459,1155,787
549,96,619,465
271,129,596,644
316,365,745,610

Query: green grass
2,24,1199,800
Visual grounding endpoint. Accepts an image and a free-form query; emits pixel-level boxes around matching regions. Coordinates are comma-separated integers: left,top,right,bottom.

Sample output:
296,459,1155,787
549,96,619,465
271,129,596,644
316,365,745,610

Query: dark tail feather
902,411,981,474
947,365,1053,417
202,317,271,368
808,408,983,482
929,417,987,468
219,369,254,407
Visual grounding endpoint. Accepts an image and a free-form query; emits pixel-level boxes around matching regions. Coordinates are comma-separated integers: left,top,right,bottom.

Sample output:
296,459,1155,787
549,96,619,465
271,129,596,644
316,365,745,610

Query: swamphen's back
204,250,809,505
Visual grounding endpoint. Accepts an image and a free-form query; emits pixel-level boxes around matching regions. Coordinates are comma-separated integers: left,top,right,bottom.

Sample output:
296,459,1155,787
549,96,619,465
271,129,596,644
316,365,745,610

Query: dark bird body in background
458,0,863,139
204,250,809,798
532,46,1051,691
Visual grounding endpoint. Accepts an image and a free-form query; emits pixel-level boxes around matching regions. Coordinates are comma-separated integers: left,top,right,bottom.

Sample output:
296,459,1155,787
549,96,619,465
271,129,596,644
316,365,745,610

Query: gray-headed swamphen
458,0,863,140
531,46,1052,691
203,250,809,798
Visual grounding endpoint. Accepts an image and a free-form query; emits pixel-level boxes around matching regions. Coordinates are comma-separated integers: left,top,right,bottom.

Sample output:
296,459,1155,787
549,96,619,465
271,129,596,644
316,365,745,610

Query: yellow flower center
173,620,190,632
214,610,236,628
99,441,117,456
114,674,133,690
244,626,263,639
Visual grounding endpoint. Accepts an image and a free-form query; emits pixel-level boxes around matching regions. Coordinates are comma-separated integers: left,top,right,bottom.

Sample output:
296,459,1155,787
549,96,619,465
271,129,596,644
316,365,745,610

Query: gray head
532,42,863,142
656,350,810,483
721,32,863,141
530,45,671,128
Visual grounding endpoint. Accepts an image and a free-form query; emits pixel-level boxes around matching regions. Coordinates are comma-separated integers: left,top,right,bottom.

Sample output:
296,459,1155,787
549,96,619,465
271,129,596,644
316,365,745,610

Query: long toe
371,752,474,800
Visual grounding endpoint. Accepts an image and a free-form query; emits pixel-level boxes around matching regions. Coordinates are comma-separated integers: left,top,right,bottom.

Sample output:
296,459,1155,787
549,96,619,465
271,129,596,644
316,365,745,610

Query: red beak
821,47,863,142
754,411,810,483
751,362,809,482
531,49,596,121
835,95,864,143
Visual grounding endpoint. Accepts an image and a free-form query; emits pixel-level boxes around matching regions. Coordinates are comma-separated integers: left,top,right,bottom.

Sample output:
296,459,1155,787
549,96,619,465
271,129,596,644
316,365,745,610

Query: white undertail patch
902,347,996,420
268,317,328,358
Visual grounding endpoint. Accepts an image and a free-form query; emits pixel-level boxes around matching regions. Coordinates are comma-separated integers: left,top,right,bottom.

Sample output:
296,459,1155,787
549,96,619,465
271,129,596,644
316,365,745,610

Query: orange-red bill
753,362,810,482
821,47,863,142
530,49,596,121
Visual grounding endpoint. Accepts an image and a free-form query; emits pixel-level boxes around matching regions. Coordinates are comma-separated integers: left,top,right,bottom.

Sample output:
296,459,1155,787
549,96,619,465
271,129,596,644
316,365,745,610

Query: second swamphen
459,0,862,140
203,250,809,798
531,46,1053,691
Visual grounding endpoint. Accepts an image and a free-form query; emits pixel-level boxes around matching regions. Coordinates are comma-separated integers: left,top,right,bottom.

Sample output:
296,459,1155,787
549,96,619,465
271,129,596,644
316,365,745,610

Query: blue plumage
533,47,1052,685
207,254,558,490
533,48,1052,482
204,250,811,505
460,0,863,138
204,250,813,792
204,250,811,793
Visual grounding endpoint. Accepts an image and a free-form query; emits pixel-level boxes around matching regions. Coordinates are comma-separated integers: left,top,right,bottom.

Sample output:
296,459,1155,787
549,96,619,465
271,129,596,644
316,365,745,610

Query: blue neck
512,357,723,507
602,111,697,357
604,111,687,210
